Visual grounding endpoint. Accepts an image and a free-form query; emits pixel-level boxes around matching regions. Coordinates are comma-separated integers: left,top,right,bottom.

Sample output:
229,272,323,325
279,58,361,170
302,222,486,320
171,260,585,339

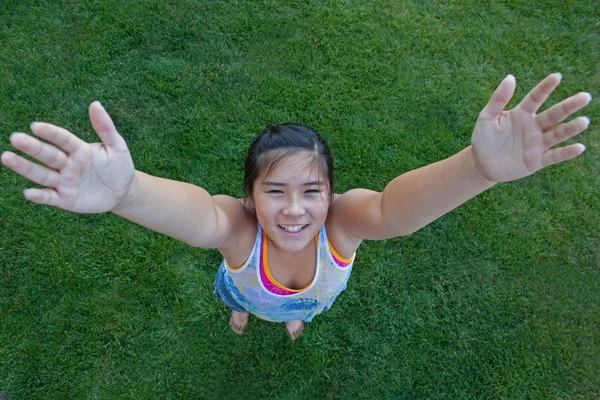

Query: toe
229,320,242,335
286,321,304,340
229,311,249,335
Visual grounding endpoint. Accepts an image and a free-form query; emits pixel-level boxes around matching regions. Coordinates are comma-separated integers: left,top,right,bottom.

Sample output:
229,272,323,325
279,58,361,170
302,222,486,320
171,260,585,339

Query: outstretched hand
471,73,592,182
1,102,134,213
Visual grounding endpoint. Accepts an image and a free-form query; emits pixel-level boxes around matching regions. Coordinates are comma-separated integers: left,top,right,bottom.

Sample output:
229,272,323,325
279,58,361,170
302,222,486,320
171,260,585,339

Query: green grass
1,0,599,398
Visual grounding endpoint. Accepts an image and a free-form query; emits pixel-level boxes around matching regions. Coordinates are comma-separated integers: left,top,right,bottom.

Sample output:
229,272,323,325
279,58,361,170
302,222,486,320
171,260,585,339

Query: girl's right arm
1,101,243,249
112,171,245,248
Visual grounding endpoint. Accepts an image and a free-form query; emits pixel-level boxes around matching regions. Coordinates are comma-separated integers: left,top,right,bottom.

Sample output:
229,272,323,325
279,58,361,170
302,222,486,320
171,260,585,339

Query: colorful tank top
218,224,354,322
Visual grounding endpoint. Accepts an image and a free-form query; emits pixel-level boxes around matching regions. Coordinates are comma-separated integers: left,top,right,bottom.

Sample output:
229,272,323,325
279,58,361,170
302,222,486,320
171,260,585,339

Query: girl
1,73,592,340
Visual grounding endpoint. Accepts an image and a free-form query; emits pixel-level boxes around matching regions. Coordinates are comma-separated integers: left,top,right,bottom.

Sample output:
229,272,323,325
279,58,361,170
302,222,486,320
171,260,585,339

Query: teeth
279,225,306,233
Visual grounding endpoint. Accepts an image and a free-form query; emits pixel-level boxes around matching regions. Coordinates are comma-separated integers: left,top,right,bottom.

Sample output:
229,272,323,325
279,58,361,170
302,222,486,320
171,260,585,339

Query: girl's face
252,152,330,253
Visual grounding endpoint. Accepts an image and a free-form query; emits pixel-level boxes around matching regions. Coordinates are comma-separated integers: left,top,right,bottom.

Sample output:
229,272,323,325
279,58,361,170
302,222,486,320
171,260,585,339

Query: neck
266,236,316,261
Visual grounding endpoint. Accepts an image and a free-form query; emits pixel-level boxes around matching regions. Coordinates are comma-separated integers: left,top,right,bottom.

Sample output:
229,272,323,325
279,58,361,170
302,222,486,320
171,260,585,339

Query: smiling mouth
278,224,308,233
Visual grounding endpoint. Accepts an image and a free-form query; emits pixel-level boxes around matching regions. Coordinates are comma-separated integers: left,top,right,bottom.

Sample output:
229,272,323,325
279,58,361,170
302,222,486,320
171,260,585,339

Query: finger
479,74,516,121
543,116,590,149
9,132,68,169
518,73,562,114
23,188,62,208
30,122,87,154
536,92,592,130
541,143,586,168
1,151,60,187
88,101,127,151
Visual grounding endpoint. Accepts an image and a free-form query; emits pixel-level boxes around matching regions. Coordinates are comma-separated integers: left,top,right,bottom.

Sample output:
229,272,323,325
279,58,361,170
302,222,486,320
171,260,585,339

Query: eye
267,190,284,194
305,190,321,194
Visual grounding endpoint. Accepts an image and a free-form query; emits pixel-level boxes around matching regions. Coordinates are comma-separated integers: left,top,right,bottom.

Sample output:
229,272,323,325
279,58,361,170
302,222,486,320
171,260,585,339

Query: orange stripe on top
261,230,318,293
225,260,245,270
328,241,354,264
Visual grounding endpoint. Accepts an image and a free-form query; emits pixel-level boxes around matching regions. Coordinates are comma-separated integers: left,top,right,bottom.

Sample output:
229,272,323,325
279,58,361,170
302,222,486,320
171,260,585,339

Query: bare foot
284,320,304,340
229,311,249,335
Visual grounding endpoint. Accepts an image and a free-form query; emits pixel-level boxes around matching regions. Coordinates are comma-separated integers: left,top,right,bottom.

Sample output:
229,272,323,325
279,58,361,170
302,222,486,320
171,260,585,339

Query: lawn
1,1,599,399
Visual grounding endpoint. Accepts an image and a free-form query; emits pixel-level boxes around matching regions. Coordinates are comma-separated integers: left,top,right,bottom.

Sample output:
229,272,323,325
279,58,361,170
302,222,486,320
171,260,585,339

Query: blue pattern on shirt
281,298,321,311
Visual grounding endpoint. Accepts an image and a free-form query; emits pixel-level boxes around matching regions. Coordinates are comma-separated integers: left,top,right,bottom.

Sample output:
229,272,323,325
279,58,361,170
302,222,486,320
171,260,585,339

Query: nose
282,197,305,217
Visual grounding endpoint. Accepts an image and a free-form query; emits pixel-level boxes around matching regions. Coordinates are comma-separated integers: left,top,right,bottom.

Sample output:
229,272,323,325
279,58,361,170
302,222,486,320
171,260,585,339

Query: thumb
88,101,127,151
479,74,516,121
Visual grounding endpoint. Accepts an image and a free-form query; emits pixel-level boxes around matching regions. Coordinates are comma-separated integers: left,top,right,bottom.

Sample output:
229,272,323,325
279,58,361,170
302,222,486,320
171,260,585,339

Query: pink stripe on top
328,241,354,268
259,231,299,296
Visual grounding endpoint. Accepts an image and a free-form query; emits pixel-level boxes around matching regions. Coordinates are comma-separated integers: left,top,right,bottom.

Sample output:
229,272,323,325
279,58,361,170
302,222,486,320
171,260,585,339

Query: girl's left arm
332,73,592,241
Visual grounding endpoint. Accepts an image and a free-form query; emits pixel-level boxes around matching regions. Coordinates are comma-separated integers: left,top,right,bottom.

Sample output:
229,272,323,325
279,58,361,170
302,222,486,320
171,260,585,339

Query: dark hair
243,123,334,222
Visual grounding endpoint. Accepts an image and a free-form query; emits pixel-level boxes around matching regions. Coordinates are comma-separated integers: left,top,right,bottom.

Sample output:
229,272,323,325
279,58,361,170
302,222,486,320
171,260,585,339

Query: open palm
1,102,134,213
471,73,591,183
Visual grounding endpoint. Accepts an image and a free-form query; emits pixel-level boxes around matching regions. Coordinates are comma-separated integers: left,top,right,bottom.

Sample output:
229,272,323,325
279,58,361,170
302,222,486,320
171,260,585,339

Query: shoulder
212,195,251,234
325,189,381,258
212,195,248,218
213,195,258,266
326,187,393,249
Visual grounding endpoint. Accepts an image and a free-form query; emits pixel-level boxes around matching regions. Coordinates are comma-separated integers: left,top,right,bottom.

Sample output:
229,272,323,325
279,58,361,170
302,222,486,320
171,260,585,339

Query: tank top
218,224,354,322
